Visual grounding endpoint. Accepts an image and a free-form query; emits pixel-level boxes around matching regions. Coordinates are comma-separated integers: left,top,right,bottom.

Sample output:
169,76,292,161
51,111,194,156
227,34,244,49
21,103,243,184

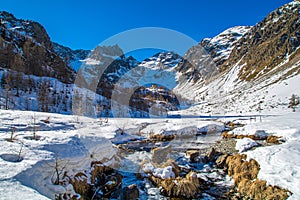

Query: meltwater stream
115,130,225,199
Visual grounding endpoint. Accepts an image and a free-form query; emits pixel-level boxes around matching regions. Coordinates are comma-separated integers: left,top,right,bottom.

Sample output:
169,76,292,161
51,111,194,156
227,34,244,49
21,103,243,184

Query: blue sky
0,0,291,60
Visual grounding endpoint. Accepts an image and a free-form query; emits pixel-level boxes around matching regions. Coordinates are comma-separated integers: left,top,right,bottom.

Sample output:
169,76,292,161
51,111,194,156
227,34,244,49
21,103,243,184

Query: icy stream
115,130,229,199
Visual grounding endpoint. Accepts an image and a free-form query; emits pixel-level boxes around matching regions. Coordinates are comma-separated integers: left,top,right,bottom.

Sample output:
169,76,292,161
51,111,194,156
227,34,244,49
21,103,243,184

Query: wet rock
186,150,202,163
216,154,229,169
206,148,219,162
253,130,268,140
186,150,199,158
121,184,139,200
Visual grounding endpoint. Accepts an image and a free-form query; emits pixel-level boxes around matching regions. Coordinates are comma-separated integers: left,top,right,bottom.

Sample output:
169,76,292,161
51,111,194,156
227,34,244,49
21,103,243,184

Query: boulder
216,154,229,169
206,148,217,162
121,184,139,200
151,145,172,164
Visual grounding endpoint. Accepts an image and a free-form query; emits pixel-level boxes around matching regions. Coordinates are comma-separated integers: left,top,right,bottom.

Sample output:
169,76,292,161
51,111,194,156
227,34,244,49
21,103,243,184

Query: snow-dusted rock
153,166,175,179
235,138,259,153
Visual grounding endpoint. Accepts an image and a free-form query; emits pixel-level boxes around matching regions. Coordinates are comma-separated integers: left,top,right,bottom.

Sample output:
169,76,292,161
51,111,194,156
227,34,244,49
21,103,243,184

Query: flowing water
115,130,229,199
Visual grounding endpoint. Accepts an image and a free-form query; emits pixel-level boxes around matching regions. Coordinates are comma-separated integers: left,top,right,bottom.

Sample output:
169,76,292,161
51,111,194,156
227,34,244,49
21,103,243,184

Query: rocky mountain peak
89,44,124,60
140,51,181,69
0,11,75,83
0,11,52,49
221,1,300,81
52,42,90,71
201,26,251,66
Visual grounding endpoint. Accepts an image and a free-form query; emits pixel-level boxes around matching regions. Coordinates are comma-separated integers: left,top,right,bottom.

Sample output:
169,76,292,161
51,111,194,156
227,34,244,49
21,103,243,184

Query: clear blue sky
0,0,291,60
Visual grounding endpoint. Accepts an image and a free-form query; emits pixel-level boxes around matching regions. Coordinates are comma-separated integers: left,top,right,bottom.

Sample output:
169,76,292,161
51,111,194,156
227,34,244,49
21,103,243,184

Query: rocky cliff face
221,1,300,81
0,11,75,83
175,26,251,84
201,26,251,67
52,42,90,71
177,1,299,86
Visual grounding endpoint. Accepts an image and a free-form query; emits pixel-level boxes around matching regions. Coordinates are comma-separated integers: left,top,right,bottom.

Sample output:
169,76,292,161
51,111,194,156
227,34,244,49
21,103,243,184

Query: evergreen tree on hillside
288,94,299,112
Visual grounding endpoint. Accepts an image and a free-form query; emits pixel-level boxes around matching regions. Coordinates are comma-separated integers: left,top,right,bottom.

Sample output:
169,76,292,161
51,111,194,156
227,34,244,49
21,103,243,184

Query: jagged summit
201,26,251,66
140,51,181,69
0,11,52,49
52,42,90,71
0,11,75,83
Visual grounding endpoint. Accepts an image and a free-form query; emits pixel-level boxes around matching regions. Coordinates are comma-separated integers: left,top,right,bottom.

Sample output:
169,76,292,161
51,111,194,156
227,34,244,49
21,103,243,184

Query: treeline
0,70,72,113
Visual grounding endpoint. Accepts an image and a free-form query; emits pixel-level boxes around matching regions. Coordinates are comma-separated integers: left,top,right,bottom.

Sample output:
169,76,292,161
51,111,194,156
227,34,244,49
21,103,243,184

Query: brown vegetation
266,135,281,144
150,133,175,141
223,154,290,199
222,131,282,143
150,172,202,199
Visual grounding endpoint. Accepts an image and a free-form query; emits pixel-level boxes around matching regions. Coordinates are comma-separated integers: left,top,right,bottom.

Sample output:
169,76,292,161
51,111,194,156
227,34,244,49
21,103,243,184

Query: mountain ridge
0,11,75,83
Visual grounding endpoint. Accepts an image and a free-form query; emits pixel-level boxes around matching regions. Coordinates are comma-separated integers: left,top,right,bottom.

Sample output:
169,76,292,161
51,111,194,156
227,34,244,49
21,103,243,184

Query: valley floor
0,109,299,199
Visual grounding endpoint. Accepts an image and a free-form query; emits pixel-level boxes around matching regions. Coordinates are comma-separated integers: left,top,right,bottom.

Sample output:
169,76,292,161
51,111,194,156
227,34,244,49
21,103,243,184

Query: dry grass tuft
222,131,235,138
150,171,201,199
69,172,90,196
225,154,290,199
266,136,281,144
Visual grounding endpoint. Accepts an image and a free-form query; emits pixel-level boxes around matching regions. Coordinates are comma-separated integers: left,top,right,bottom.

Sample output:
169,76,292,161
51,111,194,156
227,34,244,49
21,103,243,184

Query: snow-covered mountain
52,42,90,71
76,45,139,97
1,2,300,200
116,52,182,117
174,1,300,115
201,26,251,66
141,51,182,69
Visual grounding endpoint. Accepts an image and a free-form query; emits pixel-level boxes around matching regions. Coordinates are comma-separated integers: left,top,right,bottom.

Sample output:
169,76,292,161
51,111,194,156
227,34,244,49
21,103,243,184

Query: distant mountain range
0,0,299,116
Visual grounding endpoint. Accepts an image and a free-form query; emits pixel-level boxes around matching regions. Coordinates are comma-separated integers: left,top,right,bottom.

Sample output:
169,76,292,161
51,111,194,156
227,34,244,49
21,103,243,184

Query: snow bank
110,129,144,144
0,110,119,199
197,124,225,134
235,113,300,199
235,138,259,153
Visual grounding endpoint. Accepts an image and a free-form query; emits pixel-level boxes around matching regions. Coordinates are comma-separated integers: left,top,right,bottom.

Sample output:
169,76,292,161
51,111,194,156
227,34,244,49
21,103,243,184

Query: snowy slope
0,110,117,199
201,26,251,66
175,1,300,116
177,50,300,116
